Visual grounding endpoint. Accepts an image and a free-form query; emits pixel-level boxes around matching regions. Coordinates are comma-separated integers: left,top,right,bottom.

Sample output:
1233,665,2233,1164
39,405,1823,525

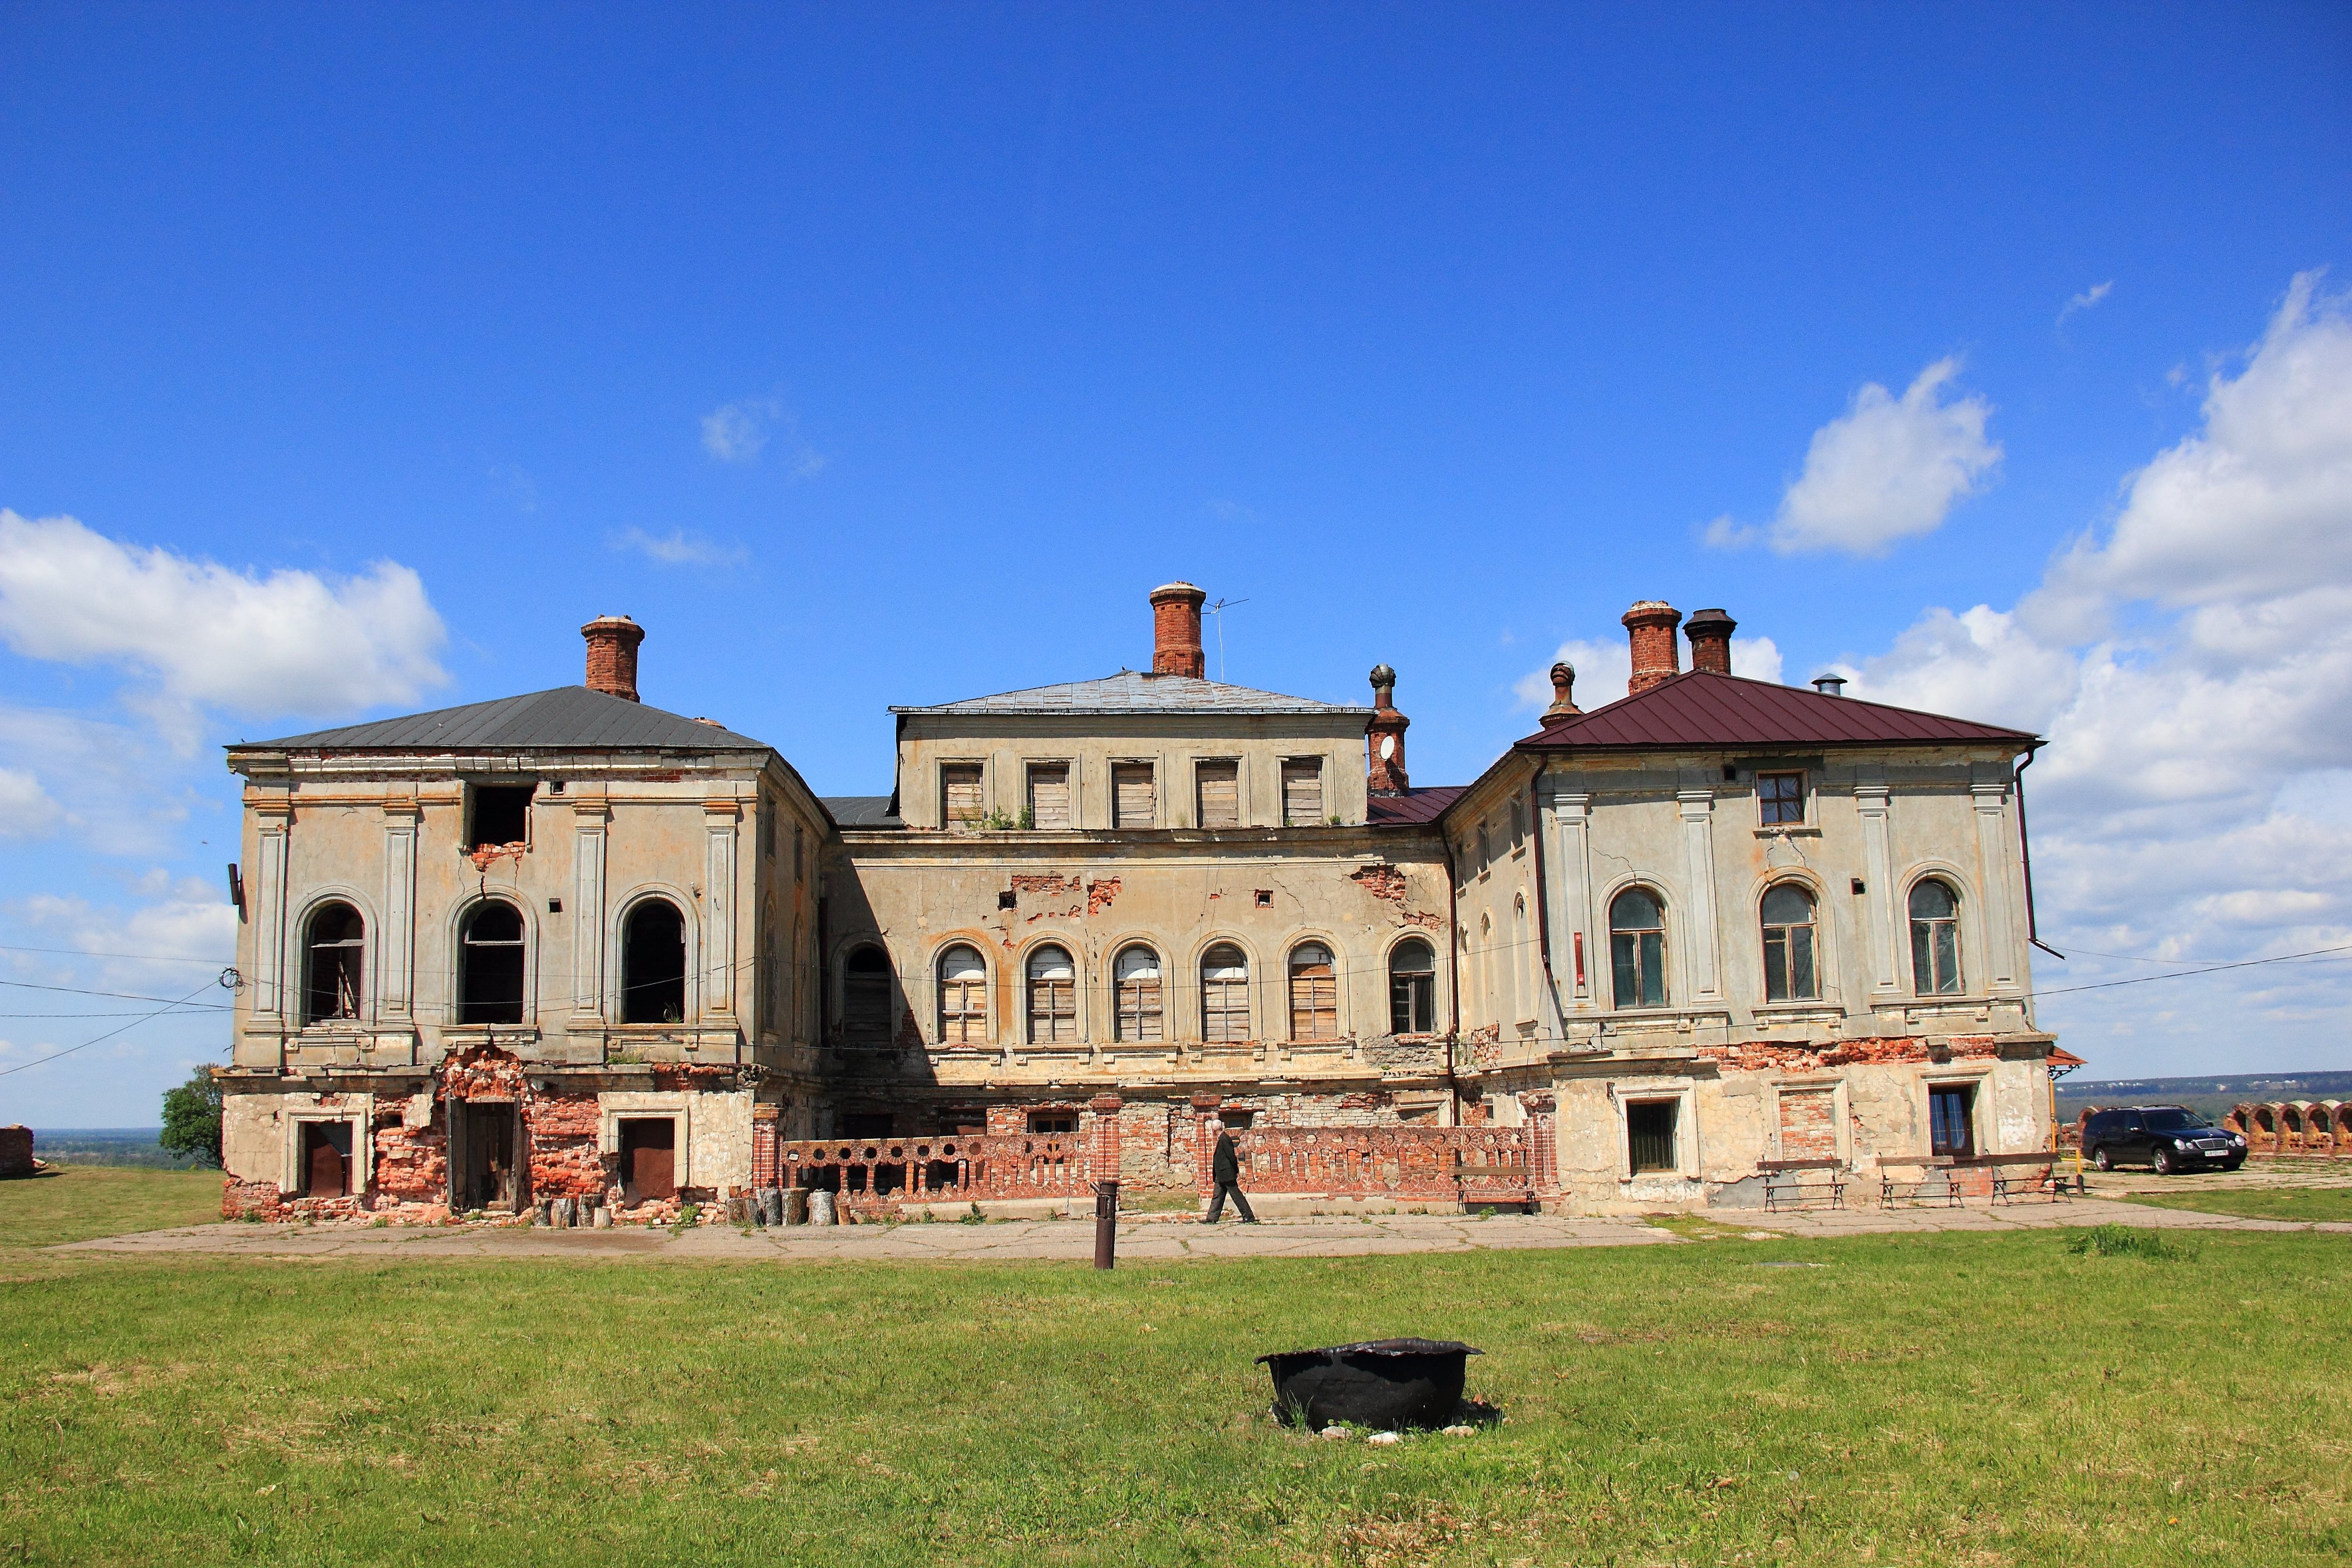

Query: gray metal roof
893,670,1372,717
821,795,903,827
233,687,772,753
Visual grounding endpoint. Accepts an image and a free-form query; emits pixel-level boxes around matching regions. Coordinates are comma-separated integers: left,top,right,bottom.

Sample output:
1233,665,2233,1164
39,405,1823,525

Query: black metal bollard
1093,1180,1119,1270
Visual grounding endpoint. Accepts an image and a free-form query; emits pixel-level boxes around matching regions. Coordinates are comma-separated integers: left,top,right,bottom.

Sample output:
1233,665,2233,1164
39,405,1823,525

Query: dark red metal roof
1515,670,2035,751
1367,785,1466,826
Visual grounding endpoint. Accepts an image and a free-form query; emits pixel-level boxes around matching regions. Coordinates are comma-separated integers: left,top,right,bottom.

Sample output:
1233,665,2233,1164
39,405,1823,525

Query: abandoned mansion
216,585,2064,1219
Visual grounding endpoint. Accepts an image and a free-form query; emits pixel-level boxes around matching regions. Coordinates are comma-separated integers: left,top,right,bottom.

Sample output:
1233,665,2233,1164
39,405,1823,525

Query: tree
159,1067,223,1166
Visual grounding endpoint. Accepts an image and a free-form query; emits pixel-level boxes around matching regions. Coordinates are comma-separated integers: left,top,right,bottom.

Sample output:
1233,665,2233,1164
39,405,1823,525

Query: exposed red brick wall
0,1125,32,1178
580,614,644,701
1622,601,1683,694
1778,1088,1836,1159
1149,583,1206,677
1684,609,1735,675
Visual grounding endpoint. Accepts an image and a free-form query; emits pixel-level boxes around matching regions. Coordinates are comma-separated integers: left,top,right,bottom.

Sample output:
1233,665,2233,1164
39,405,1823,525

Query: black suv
2082,1106,2246,1174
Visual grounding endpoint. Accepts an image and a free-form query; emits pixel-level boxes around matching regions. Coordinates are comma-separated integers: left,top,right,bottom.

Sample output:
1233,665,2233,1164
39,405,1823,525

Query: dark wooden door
303,1124,349,1197
620,1118,676,1202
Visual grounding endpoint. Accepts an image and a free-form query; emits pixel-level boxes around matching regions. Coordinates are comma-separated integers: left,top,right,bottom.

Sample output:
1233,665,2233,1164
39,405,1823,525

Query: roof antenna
1204,597,1248,682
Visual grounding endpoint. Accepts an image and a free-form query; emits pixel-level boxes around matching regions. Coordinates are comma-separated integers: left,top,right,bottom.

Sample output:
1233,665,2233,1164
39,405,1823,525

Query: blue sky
3,5,2348,1123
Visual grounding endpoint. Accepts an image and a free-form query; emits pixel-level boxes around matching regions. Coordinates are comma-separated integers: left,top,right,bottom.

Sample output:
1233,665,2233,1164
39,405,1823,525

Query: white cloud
0,767,62,838
1755,358,2003,556
608,527,749,568
18,882,238,978
489,463,539,513
0,512,448,723
2057,280,2114,326
1514,633,1783,711
1846,271,2352,1074
701,399,827,476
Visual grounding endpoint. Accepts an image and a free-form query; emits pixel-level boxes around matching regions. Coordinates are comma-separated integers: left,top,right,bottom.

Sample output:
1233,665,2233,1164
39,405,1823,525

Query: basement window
1626,1100,1679,1174
468,785,534,850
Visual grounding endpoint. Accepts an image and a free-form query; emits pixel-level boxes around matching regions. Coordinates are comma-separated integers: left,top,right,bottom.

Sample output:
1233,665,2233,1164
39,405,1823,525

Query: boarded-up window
1201,943,1251,1042
1196,760,1241,828
1027,764,1071,830
938,944,988,1044
1281,760,1324,826
843,947,891,1043
941,764,983,831
1112,764,1156,828
1115,945,1162,1040
1027,945,1077,1043
1778,1088,1836,1161
1287,942,1338,1039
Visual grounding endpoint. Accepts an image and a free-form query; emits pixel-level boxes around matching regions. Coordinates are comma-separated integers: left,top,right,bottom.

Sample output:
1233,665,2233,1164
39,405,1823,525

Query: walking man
1204,1123,1257,1223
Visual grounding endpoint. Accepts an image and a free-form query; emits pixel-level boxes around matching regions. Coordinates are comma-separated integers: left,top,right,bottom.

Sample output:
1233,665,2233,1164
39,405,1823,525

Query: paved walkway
55,1189,2348,1263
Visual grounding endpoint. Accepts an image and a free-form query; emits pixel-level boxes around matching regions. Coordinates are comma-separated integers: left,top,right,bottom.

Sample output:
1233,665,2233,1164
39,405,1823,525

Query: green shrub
675,1202,700,1229
158,1069,223,1166
2067,1223,2192,1261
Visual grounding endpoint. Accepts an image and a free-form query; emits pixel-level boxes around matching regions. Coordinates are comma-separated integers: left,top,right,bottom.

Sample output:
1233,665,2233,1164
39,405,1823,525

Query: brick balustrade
774,1132,1089,1213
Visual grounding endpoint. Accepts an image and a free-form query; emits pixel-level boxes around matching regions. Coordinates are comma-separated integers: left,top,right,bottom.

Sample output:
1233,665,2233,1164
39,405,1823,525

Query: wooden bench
1758,1157,1847,1212
1877,1159,1962,1209
1950,1151,2083,1203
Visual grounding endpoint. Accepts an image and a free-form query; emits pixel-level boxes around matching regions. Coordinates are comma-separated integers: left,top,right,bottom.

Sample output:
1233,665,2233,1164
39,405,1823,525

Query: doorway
449,1099,523,1212
301,1121,352,1198
618,1117,677,1203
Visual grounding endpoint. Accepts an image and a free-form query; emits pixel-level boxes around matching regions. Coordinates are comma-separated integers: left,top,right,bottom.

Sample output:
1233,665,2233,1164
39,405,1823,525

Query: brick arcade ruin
215,587,2066,1221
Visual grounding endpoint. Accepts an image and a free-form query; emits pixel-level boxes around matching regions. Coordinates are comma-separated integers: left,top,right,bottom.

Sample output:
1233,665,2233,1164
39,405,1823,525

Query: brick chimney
1366,663,1410,794
1541,660,1582,726
1622,601,1683,695
582,615,644,702
1149,582,1207,678
1683,608,1736,676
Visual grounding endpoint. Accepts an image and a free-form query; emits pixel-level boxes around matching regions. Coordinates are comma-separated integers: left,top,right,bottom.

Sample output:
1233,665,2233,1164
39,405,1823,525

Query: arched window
458,902,526,1025
303,902,365,1024
1389,938,1436,1034
937,945,988,1043
1909,880,1963,996
621,900,686,1024
1609,888,1668,1009
1114,946,1163,1041
842,946,892,1043
1027,945,1077,1043
1288,942,1337,1040
1201,943,1251,1043
1760,884,1819,1002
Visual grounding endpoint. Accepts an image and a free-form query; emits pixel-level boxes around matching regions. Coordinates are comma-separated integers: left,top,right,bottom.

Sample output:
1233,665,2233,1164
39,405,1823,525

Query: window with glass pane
1201,943,1251,1042
1026,945,1077,1042
937,945,988,1042
1758,772,1805,825
1908,880,1963,995
843,946,891,1042
1389,939,1436,1034
1114,946,1162,1040
1609,888,1668,1008
1760,883,1819,1002
1288,943,1338,1039
304,902,365,1023
1929,1083,1976,1156
1626,1100,1678,1173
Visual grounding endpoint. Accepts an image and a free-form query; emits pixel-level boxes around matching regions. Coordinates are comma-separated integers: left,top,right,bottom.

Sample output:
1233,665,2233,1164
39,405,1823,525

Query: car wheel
2092,1146,2113,1172
2226,1158,2245,1172
2153,1146,2176,1176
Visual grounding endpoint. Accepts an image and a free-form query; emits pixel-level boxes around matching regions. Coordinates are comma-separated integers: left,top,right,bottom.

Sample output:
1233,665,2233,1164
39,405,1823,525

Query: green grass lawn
1,1174,2346,1566
0,1163,222,1248
2121,1184,2352,1224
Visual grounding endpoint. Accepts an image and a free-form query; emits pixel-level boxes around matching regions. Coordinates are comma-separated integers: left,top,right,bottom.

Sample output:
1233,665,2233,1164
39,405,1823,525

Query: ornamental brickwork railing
1212,1124,1544,1206
772,1132,1089,1214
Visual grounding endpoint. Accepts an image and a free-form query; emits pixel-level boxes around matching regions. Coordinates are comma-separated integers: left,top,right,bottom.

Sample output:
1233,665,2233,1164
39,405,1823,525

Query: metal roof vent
1812,674,1847,697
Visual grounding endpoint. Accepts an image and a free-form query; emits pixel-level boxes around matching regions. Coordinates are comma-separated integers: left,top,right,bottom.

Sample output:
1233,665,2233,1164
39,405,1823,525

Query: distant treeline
2057,1071,2352,1122
25,1129,217,1169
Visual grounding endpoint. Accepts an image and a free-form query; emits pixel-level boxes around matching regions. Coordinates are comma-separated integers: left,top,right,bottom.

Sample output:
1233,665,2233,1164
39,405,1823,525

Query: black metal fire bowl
1258,1338,1483,1431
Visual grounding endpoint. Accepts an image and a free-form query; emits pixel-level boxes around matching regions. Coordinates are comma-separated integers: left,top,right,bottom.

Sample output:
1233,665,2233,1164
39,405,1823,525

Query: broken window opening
1758,771,1805,826
838,1112,895,1139
1287,942,1338,1041
1112,763,1156,828
621,898,687,1024
1908,880,1964,996
1626,1099,1678,1174
1195,760,1241,830
617,1116,677,1203
1028,1111,1077,1135
1609,888,1668,1009
467,784,534,851
1114,945,1163,1041
1760,882,1819,1002
1027,944,1078,1044
937,944,988,1044
303,902,365,1024
1201,942,1251,1043
457,901,526,1025
1281,759,1325,826
449,1099,522,1212
1389,938,1436,1035
300,1120,352,1198
842,946,893,1044
1929,1083,1977,1158
941,763,983,831
1025,763,1072,831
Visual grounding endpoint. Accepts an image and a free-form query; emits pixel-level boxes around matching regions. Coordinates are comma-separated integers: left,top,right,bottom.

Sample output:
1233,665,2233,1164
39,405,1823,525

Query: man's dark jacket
1213,1132,1240,1185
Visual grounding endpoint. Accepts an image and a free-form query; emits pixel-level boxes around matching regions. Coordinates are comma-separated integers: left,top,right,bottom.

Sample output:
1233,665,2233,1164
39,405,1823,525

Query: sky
2,4,2348,1125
